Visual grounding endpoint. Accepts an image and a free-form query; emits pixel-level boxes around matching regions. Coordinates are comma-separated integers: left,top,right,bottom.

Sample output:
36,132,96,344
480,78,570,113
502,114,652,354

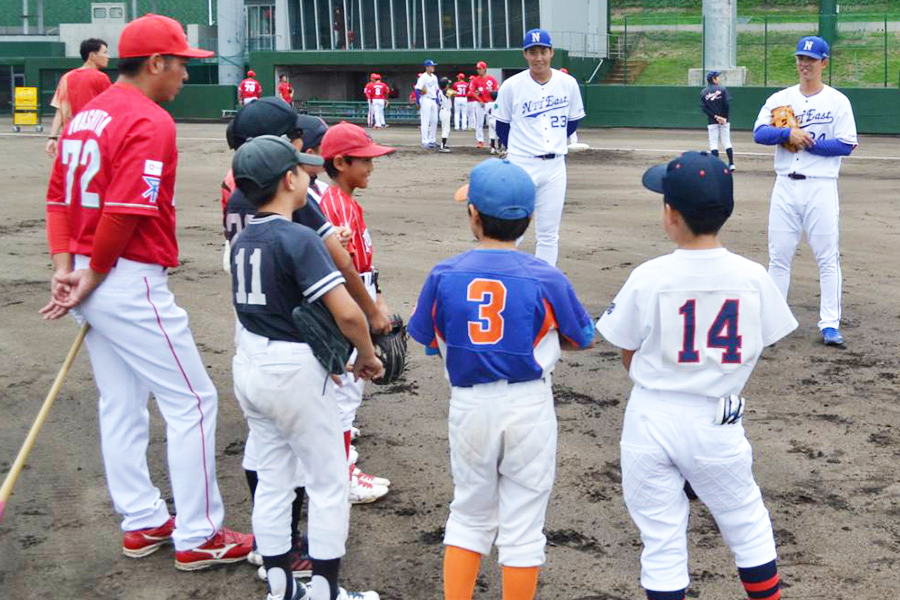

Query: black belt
535,153,557,160
787,173,806,180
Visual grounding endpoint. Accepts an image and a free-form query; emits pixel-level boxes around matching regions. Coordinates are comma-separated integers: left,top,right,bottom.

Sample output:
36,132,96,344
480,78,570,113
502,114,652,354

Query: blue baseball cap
642,151,733,220
706,70,720,83
424,59,437,67
523,28,552,50
795,36,829,60
454,158,535,219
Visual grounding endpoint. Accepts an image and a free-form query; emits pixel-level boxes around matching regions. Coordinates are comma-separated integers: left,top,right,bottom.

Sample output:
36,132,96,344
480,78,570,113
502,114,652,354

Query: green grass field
627,29,900,87
611,1,900,25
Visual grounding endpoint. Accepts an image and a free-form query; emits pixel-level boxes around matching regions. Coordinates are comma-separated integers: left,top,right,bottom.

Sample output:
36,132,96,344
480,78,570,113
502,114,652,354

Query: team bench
303,100,419,124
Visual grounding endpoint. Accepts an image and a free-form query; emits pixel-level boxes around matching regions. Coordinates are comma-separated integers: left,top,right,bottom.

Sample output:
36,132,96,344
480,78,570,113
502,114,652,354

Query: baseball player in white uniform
494,29,585,267
597,151,798,600
416,60,439,148
438,77,453,153
753,36,857,347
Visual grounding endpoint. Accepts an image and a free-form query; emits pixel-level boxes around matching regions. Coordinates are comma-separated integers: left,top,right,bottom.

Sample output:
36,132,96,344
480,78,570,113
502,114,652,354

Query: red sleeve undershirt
46,210,72,255
89,213,141,273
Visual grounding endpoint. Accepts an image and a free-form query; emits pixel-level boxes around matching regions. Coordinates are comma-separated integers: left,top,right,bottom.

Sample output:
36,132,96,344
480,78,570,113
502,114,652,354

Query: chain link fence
612,12,900,87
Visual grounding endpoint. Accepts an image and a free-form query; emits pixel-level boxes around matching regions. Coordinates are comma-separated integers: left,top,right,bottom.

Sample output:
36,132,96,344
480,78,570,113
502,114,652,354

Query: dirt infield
1,123,899,600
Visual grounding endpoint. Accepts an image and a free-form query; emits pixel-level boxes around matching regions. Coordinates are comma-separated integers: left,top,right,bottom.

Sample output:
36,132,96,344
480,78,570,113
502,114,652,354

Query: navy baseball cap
424,59,437,67
642,151,733,220
454,158,535,219
232,135,324,190
228,97,305,150
296,115,329,150
795,36,829,60
706,70,720,83
523,28,552,49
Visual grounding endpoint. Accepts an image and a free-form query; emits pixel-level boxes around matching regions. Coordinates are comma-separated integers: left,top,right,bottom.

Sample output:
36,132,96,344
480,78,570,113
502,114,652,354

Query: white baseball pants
443,378,556,567
372,99,386,128
72,255,224,551
767,175,842,330
707,123,733,152
508,155,568,266
466,102,476,130
441,108,452,141
621,386,776,592
333,279,376,431
420,97,438,145
454,97,468,130
474,103,486,143
233,329,349,559
486,106,497,142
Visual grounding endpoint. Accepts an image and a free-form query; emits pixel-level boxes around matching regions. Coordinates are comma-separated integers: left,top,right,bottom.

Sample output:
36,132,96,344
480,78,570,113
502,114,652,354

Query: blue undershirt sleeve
496,120,510,147
754,124,791,146
807,138,854,157
566,118,581,137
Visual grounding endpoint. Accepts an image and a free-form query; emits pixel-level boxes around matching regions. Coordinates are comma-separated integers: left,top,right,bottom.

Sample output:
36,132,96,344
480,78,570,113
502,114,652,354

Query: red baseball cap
560,67,569,74
119,14,214,59
247,70,256,77
457,72,465,79
476,60,487,69
373,73,382,80
320,122,395,159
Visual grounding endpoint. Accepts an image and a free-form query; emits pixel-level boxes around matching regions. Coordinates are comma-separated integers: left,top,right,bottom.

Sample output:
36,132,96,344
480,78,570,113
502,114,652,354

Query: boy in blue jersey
230,135,384,600
408,158,595,600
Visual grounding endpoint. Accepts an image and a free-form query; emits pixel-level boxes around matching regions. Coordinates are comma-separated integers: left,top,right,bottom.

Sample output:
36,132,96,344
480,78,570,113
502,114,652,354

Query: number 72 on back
658,291,761,370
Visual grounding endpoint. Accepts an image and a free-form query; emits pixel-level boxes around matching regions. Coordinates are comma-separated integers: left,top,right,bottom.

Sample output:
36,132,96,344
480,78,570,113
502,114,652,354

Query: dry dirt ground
1,122,899,600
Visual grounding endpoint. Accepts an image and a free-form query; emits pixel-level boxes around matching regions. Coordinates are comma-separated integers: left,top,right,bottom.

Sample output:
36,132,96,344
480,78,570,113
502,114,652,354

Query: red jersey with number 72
317,185,373,274
45,82,179,267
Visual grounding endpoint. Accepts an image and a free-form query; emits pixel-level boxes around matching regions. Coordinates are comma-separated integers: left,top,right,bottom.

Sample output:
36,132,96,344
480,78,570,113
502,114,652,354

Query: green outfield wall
163,85,236,120
581,85,900,134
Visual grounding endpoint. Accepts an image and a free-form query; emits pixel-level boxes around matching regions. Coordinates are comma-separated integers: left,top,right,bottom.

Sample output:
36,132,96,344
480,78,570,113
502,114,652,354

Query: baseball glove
371,314,407,385
771,105,803,153
291,301,352,376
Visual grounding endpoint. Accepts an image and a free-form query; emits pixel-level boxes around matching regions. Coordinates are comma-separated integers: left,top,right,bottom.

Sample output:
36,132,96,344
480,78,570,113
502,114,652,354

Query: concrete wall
540,0,608,57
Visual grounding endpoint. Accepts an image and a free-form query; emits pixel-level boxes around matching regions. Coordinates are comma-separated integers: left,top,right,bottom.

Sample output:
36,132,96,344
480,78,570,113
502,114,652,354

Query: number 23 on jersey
659,291,761,370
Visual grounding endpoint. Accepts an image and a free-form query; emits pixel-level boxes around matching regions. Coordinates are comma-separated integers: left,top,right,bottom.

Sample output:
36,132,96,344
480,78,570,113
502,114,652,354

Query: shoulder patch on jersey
142,176,161,204
144,160,163,176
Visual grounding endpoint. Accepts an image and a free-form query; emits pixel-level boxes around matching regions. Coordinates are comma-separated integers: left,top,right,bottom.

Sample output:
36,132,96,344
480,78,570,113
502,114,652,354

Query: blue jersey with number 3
408,249,594,387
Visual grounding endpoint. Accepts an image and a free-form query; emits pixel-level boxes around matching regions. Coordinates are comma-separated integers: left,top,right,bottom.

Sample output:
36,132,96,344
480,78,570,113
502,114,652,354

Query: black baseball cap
232,135,324,190
642,151,733,220
296,115,329,150
227,97,305,150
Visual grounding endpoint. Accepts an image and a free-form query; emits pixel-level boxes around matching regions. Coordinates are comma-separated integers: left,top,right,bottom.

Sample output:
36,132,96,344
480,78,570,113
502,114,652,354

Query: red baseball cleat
174,527,254,571
122,515,176,558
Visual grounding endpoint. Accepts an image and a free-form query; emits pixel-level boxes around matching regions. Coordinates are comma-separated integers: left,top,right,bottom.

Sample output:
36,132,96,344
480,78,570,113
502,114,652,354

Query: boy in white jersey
753,36,857,347
597,151,798,600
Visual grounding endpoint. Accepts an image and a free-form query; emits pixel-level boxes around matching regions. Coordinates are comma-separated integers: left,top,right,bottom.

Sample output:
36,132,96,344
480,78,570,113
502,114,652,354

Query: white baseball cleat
352,465,390,488
350,426,360,441
349,471,389,504
338,587,380,600
348,444,359,466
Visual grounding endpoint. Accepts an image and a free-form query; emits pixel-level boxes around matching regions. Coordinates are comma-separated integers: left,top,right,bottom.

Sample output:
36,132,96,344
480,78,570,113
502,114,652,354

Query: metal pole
521,0,525,38
300,0,306,49
438,0,444,48
487,0,493,48
763,16,768,86
406,0,412,48
390,0,396,48
421,0,427,48
885,15,889,87
375,0,381,49
22,0,28,35
504,0,509,48
471,0,476,47
623,16,628,85
359,0,364,48
454,0,460,48
343,0,349,49
314,0,321,49
328,0,334,49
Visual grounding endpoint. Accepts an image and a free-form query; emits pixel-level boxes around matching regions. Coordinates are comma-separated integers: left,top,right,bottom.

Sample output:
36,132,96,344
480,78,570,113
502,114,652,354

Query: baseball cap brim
523,41,552,49
172,47,215,58
794,50,826,59
297,153,325,166
343,144,396,158
453,184,469,203
641,164,667,194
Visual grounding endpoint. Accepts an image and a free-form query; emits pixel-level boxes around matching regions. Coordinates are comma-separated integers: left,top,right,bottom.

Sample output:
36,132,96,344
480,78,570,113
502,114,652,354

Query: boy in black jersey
230,135,384,600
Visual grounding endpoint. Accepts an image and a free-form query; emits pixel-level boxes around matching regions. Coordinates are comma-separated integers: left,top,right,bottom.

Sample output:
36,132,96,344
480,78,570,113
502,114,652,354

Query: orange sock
502,565,540,600
443,545,482,600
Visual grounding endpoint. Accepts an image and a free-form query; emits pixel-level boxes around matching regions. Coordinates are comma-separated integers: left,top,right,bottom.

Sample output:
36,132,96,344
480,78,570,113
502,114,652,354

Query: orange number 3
467,279,507,345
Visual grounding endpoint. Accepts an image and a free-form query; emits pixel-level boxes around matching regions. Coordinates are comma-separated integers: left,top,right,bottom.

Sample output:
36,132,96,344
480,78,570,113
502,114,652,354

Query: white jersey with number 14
596,248,798,398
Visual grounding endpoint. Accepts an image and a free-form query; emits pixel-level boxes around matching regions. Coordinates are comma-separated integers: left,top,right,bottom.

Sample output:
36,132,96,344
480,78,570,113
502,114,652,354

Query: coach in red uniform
46,38,112,158
239,70,263,105
42,13,254,572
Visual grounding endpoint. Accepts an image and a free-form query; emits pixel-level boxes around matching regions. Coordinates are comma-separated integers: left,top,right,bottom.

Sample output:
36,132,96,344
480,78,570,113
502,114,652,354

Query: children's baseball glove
371,315,407,385
771,105,803,153
291,301,351,376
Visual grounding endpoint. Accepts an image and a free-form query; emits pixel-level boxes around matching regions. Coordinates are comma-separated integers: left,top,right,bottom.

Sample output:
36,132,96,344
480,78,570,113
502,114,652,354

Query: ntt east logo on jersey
796,107,834,127
521,95,570,118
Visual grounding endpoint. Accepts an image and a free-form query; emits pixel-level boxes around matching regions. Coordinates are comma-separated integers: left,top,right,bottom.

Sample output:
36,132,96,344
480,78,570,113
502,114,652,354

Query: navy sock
311,557,341,600
245,469,258,500
726,147,734,164
711,148,720,157
646,589,686,600
263,552,294,600
290,487,305,545
739,559,780,599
